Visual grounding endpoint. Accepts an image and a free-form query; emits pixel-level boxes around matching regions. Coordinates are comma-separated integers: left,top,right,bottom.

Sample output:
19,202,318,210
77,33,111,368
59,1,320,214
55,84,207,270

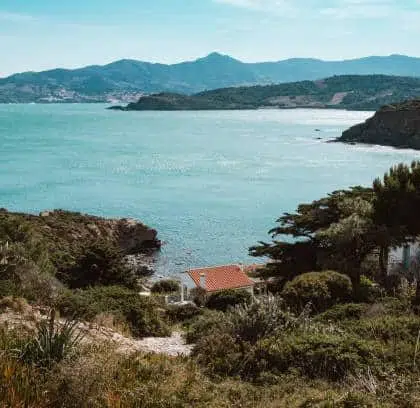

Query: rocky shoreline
335,99,420,150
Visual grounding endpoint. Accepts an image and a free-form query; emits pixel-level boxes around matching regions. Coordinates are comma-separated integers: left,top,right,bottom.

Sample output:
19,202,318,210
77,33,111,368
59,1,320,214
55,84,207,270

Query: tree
374,161,420,242
250,187,376,289
58,240,137,289
316,196,378,288
373,161,420,299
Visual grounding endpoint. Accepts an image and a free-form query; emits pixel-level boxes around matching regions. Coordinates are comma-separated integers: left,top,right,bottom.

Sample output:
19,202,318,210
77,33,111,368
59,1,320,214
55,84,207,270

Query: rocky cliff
0,209,161,255
337,100,420,149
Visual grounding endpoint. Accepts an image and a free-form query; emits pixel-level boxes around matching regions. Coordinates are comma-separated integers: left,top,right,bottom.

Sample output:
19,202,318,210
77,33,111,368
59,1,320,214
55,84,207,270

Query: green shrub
56,286,170,337
0,279,18,298
186,310,228,343
257,332,376,381
354,275,382,303
190,286,207,306
317,303,367,322
166,303,202,324
282,271,352,313
150,279,180,294
206,289,252,312
57,240,137,290
266,278,285,294
343,315,420,344
225,297,302,344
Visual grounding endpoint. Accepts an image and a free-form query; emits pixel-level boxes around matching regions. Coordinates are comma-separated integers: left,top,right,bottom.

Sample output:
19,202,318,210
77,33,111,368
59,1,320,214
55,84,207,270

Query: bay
1,104,419,275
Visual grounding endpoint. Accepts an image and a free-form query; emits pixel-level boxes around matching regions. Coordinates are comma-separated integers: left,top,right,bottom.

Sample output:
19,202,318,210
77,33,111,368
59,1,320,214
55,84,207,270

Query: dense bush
281,271,353,313
186,310,228,344
205,289,252,312
166,303,202,324
343,315,420,344
194,316,376,381
150,279,180,294
257,332,376,381
56,286,170,337
316,303,367,322
0,279,18,298
0,239,61,303
225,297,300,344
57,240,137,290
190,286,207,306
354,275,382,303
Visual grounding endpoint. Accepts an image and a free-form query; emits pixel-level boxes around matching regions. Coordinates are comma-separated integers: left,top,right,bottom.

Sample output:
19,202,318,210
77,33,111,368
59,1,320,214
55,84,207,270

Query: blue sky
1,0,419,77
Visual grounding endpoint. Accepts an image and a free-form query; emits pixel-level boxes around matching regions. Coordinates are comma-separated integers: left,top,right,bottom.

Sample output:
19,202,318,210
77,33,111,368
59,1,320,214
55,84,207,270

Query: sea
1,104,419,276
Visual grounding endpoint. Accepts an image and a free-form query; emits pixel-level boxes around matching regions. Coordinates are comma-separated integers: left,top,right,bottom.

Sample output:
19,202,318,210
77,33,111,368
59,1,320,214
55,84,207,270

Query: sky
1,0,420,77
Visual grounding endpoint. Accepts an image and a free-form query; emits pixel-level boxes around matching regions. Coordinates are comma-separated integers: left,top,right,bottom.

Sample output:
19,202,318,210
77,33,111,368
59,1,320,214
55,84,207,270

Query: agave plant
20,310,84,368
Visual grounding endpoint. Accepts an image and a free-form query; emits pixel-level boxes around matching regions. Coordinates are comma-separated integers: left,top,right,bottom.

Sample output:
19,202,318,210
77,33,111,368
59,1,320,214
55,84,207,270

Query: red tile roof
187,265,255,293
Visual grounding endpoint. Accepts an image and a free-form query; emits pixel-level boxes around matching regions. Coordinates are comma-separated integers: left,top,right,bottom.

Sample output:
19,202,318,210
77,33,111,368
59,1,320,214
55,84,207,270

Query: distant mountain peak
197,52,239,62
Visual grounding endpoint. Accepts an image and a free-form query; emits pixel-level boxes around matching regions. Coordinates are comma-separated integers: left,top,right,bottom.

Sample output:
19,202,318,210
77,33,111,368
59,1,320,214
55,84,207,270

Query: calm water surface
1,104,419,275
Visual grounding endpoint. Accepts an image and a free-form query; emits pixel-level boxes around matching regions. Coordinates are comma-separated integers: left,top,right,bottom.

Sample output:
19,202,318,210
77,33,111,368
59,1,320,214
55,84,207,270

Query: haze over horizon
1,0,419,77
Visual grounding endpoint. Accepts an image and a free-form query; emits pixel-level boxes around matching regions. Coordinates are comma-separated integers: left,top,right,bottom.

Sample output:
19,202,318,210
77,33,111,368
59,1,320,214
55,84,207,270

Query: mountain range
2,53,420,103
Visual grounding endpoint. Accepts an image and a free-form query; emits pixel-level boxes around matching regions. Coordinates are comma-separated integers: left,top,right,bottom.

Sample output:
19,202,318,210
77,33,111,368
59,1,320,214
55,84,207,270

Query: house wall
388,242,420,275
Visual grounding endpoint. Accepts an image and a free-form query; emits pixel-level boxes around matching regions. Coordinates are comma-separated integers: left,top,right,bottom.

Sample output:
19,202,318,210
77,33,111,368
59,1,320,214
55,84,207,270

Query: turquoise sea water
1,104,420,275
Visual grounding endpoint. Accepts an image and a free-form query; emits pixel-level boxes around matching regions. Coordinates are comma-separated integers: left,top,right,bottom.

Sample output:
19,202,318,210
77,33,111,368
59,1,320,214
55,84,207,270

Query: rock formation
337,100,420,149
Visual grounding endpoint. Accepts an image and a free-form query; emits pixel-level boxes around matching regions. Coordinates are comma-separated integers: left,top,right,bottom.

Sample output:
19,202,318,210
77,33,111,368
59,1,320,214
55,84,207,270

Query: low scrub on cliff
0,209,160,303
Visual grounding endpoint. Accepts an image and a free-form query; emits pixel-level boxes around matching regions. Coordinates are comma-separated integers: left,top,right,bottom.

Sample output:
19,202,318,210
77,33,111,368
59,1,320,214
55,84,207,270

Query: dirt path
0,310,193,357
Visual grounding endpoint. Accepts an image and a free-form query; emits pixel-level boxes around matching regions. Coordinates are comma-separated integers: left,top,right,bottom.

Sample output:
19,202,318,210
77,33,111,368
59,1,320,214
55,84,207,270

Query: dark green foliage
373,162,420,241
354,275,382,303
150,279,180,294
166,303,202,324
251,187,376,288
205,289,252,312
190,286,207,307
20,311,83,368
257,332,376,381
0,279,18,298
57,240,136,290
281,271,353,313
225,298,296,344
193,298,375,382
185,310,227,344
343,315,420,343
373,162,420,300
0,209,160,303
316,303,367,322
193,332,247,377
57,286,170,337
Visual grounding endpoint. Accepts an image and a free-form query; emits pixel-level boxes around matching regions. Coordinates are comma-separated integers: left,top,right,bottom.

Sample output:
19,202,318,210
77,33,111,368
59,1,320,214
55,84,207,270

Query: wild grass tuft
19,310,84,368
